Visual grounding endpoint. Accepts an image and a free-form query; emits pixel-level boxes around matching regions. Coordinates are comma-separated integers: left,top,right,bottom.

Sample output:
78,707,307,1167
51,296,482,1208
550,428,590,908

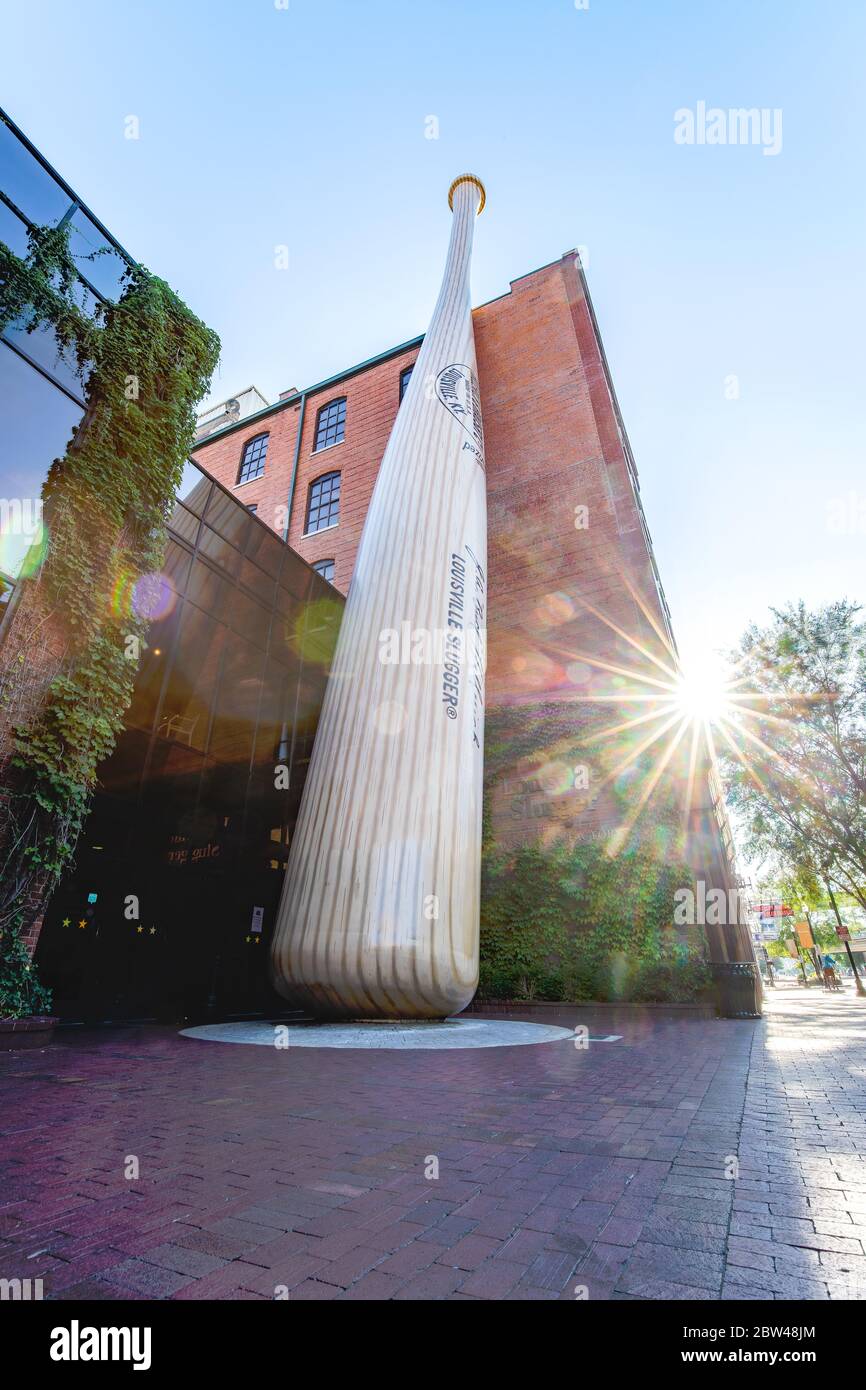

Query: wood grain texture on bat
270,174,488,1018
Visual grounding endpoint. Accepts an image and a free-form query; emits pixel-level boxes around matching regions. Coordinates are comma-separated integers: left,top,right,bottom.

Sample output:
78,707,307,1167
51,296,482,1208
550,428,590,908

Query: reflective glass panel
0,117,74,225
0,342,83,579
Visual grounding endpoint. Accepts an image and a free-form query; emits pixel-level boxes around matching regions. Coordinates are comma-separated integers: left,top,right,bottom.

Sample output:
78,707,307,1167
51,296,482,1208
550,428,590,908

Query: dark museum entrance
35,754,299,1025
32,460,341,1025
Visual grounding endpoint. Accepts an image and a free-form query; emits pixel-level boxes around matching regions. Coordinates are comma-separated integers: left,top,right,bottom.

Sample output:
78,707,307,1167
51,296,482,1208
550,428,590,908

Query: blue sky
3,0,864,672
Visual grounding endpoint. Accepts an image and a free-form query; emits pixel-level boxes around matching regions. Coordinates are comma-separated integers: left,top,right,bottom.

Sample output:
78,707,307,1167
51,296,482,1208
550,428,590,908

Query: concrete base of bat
180,1018,574,1050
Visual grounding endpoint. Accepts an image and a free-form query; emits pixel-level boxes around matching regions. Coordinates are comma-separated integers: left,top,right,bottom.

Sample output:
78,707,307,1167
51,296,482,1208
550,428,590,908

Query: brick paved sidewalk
2,983,865,1301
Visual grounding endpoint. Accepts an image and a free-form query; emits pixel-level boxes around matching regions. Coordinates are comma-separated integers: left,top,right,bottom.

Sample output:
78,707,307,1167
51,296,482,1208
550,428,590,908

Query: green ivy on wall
0,222,219,1012
0,920,53,1020
479,843,709,1003
480,706,708,1003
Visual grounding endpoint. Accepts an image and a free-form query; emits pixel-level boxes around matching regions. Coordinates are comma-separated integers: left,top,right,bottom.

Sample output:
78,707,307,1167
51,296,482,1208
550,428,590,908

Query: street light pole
825,878,866,998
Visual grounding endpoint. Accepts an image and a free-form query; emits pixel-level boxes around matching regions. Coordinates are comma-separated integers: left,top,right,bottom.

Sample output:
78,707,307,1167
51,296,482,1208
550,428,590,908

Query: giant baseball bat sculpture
271,174,487,1018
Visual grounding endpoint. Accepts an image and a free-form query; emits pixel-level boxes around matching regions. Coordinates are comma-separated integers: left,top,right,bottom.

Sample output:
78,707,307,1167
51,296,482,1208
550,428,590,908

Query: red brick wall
476,254,672,699
473,255,682,852
192,345,420,595
193,257,669,651
192,256,728,879
190,400,302,547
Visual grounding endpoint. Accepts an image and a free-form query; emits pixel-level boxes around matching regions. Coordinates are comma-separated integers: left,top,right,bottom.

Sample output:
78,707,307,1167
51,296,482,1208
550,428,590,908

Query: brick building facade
195,249,749,963
194,253,673,663
1,100,754,1016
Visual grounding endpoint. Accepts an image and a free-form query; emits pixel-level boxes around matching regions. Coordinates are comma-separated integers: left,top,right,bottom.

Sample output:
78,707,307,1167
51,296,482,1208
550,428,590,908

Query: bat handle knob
448,174,486,216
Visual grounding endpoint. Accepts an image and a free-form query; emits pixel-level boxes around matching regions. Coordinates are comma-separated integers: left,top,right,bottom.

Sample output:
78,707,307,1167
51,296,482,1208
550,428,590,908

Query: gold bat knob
448,173,486,215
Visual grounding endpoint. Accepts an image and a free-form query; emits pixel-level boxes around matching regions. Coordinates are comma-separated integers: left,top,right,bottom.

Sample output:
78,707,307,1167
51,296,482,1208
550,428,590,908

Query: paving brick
599,1217,643,1246
436,1234,501,1271
286,1279,341,1300
314,1245,385,1288
393,1264,466,1300
171,1226,255,1260
746,1268,832,1299
5,985,865,1305
523,1249,579,1293
365,1220,429,1253
241,1253,330,1295
338,1270,407,1300
99,1258,193,1297
376,1240,440,1278
620,1241,724,1293
134,1243,225,1277
458,1259,525,1298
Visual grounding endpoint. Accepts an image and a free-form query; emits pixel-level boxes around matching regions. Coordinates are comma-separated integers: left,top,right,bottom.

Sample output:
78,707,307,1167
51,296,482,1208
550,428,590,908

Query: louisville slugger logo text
435,363,485,469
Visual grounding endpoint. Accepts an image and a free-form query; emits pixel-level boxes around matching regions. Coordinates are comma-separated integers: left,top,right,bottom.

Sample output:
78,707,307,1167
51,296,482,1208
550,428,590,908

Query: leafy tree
721,601,866,911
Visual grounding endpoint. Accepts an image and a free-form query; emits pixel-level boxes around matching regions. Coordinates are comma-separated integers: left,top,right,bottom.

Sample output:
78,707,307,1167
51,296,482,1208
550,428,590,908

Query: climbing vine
479,842,709,1003
479,706,709,1002
0,222,219,1004
0,917,53,1019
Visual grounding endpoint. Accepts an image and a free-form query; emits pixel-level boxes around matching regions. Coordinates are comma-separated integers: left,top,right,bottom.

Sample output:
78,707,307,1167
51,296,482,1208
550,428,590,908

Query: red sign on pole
836,924,851,942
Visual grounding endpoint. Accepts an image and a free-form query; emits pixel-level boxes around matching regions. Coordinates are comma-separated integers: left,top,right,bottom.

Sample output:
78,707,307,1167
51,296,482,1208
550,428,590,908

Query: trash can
712,961,762,1019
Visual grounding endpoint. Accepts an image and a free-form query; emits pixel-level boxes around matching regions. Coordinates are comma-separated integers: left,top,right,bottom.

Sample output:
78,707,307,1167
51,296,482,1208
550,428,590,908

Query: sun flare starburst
670,666,734,726
509,571,822,860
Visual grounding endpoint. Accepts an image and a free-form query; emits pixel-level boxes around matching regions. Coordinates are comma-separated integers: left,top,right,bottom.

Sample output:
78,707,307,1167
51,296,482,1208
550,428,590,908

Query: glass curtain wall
1,110,344,1020
0,106,131,610
36,462,342,1021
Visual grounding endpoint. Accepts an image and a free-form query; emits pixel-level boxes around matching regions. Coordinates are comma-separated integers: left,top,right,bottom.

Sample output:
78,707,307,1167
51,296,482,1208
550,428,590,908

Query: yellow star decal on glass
62,918,71,927
77,919,86,929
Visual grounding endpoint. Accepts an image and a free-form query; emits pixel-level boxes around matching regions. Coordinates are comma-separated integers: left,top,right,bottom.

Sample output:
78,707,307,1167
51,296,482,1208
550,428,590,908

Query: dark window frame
236,432,269,485
304,471,341,535
312,558,335,584
312,397,346,452
399,364,414,402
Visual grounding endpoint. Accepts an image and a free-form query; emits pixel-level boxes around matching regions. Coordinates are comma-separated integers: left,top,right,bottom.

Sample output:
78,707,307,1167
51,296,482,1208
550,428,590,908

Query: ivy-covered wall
479,706,710,1003
479,843,709,1003
0,222,219,1013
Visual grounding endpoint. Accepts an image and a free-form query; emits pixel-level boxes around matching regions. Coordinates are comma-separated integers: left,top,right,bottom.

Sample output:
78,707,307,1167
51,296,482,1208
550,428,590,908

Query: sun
523,573,818,857
671,666,733,725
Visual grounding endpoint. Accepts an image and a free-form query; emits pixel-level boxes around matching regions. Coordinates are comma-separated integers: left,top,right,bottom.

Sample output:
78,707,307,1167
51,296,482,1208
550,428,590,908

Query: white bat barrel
271,174,488,1018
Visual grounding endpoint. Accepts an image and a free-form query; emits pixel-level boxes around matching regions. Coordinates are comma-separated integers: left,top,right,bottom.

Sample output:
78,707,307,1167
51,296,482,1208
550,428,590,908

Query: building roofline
190,251,636,457
564,251,679,655
193,254,583,452
202,385,267,403
474,252,574,310
192,334,425,450
198,385,269,418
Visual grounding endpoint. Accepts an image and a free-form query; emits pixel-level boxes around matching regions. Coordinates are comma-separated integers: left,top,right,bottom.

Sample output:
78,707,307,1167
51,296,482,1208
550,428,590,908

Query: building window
237,433,269,484
399,365,414,401
313,397,346,451
305,472,340,534
246,504,258,515
312,558,335,584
